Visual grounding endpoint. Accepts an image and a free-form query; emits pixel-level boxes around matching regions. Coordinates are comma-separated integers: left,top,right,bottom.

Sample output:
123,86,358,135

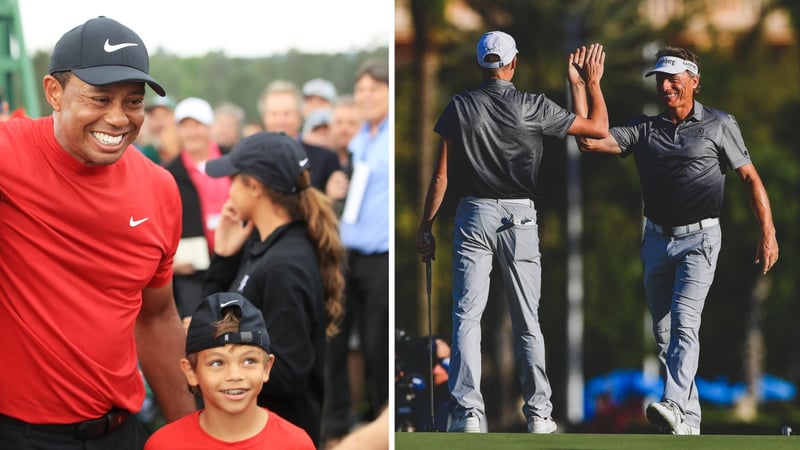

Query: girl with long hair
202,132,345,446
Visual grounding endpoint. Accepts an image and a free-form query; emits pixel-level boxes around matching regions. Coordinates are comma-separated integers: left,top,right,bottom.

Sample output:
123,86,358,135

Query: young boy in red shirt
145,293,314,449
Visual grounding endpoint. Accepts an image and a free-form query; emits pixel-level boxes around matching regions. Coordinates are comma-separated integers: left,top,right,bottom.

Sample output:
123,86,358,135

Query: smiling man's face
47,73,145,166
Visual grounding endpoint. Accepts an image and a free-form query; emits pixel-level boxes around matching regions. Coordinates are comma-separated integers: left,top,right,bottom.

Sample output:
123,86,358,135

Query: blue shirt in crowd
339,117,390,254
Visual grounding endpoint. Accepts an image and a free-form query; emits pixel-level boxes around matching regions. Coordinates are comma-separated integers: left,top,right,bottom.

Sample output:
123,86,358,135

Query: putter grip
423,232,432,292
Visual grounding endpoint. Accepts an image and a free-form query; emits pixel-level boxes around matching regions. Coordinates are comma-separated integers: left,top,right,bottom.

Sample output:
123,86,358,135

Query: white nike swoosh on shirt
129,216,149,227
299,157,309,167
104,39,139,53
220,300,239,308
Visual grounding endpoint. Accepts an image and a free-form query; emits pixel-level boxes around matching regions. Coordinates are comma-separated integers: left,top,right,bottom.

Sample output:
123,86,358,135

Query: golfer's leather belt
646,217,719,237
0,409,130,440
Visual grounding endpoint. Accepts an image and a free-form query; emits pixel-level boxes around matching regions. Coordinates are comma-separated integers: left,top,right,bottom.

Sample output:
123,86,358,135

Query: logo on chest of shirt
237,274,250,292
694,128,705,136
129,216,149,227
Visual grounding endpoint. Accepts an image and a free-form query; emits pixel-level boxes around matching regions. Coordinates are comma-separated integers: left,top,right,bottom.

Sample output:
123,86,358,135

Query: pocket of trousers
512,219,538,262
701,233,713,268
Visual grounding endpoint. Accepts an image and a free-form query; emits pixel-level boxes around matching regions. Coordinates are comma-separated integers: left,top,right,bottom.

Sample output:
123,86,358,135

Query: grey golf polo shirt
434,79,575,200
610,101,751,226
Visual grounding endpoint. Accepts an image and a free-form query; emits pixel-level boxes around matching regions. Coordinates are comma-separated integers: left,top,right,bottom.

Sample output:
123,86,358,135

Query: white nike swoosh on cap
220,300,239,308
104,39,139,53
129,216,149,227
299,157,309,167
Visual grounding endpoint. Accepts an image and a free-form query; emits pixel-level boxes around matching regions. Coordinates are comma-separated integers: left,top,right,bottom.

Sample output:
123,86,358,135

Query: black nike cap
49,16,166,96
185,292,271,355
206,132,311,194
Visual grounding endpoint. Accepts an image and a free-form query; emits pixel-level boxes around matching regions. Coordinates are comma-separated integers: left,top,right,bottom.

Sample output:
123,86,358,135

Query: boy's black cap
206,131,310,194
49,16,166,96
185,292,270,355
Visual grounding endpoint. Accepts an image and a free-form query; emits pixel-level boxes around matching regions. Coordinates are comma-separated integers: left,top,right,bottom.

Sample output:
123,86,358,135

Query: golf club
423,232,439,431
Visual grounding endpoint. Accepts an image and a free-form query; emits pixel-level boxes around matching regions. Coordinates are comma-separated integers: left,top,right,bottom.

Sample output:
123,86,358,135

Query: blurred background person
301,108,332,148
257,80,342,194
134,107,159,163
242,121,264,138
166,97,231,321
321,93,365,449
325,60,390,446
136,95,179,165
323,95,362,218
302,77,338,120
330,406,388,450
328,95,362,172
212,101,245,155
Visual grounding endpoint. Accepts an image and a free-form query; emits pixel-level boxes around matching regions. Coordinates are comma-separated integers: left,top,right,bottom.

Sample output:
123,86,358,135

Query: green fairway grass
395,432,798,449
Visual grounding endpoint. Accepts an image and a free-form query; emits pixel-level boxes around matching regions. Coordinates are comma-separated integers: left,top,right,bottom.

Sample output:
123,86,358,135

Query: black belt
0,409,130,440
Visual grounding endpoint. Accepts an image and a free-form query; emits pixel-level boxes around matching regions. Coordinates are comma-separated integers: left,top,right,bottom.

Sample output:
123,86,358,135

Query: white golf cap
476,31,518,69
302,78,337,103
645,56,699,77
174,97,214,126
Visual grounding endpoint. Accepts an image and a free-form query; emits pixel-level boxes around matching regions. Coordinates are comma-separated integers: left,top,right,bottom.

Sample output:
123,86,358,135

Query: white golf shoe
447,411,481,433
527,416,557,434
646,401,683,432
463,412,480,433
673,422,701,435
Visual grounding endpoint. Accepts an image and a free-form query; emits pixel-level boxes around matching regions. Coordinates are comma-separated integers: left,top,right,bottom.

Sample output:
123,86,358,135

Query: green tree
30,48,388,123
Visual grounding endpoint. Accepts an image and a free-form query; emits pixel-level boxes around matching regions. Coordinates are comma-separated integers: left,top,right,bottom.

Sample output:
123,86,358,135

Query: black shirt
302,142,341,191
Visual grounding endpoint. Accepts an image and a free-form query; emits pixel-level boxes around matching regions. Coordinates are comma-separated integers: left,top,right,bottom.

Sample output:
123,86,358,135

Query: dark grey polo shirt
610,101,751,226
434,79,576,200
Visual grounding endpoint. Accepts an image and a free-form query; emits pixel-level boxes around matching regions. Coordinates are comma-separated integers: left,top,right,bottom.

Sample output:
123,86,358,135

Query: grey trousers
448,197,553,430
641,222,721,429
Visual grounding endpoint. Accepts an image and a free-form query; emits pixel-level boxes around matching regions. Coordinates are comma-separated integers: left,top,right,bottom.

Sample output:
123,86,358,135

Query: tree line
27,46,389,123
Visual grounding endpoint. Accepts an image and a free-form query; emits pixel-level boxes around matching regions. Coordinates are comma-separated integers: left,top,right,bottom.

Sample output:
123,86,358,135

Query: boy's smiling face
182,344,274,415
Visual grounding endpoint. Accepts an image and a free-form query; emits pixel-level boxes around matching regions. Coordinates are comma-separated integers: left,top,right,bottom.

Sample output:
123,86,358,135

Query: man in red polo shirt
0,16,195,449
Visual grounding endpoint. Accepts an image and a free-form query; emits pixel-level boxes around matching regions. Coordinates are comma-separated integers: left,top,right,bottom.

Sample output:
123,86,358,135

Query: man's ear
43,75,64,112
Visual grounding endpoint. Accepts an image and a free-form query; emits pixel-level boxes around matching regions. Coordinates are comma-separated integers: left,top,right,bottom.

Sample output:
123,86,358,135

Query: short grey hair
257,80,301,115
215,101,245,123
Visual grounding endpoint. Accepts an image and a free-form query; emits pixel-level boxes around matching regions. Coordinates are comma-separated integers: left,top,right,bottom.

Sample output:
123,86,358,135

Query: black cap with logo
185,292,271,355
49,16,166,96
206,131,311,194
